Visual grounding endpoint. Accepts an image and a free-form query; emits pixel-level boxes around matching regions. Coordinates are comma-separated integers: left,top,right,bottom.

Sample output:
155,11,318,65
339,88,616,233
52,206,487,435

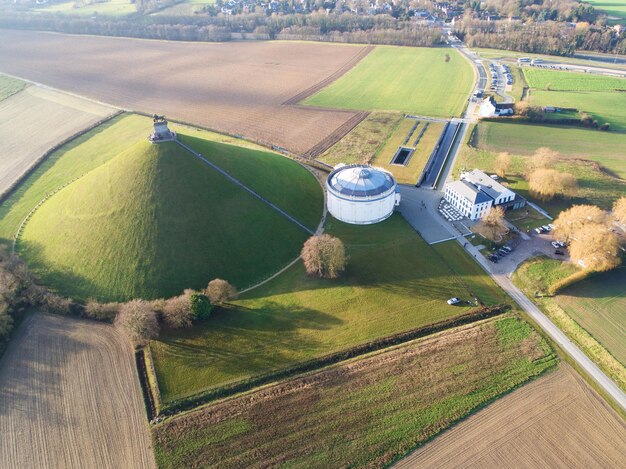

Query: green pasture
304,46,474,117
585,0,626,21
32,0,136,16
0,75,26,102
557,267,626,366
149,215,510,404
523,68,626,92
529,89,626,131
153,317,555,469
153,0,215,16
475,121,626,179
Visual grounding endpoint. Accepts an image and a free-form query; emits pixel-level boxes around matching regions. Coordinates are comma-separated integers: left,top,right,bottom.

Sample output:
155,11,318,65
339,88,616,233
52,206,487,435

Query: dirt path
395,364,626,468
0,313,155,469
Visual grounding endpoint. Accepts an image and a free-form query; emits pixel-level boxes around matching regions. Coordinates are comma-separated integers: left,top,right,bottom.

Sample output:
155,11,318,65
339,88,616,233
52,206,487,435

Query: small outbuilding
326,164,400,225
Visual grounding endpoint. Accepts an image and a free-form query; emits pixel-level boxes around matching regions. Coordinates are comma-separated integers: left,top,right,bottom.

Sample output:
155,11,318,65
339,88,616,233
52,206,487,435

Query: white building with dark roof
444,169,525,220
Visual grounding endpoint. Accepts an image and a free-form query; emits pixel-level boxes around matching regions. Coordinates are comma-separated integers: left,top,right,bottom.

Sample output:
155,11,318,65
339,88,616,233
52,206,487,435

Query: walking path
176,140,314,235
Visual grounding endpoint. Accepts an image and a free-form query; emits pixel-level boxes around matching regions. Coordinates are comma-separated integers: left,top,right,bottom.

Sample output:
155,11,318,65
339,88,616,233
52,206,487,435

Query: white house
444,169,525,220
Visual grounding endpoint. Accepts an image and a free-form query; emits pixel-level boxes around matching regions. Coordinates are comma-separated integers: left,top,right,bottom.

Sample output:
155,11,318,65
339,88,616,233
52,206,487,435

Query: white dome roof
327,165,395,198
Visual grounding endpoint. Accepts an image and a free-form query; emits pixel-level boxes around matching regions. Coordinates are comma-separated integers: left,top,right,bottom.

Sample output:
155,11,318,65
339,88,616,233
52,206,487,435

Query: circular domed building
326,164,400,225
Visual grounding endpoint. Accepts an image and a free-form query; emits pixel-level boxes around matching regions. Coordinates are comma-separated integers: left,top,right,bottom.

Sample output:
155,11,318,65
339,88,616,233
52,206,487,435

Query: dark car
554,250,564,256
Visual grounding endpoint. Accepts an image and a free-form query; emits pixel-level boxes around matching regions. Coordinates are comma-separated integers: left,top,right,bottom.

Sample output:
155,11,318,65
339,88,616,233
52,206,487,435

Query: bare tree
612,196,626,225
527,147,559,175
115,300,159,346
493,152,511,178
84,300,119,322
552,205,609,243
157,290,194,329
569,224,621,272
528,168,577,201
474,206,509,242
301,234,347,279
205,279,238,304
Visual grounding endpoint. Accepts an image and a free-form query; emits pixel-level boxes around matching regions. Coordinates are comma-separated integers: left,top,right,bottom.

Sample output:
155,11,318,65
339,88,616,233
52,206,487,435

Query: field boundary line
175,140,314,234
281,45,375,105
0,110,124,206
152,305,510,418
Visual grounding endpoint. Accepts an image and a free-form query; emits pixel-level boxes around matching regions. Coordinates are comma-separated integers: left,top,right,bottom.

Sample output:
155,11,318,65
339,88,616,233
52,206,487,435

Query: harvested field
0,85,116,197
0,30,371,156
0,313,155,468
152,316,556,468
396,364,626,468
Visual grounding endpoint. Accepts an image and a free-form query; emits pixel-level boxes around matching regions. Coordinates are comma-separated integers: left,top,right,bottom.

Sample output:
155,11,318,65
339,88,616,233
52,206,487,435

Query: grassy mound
18,139,316,301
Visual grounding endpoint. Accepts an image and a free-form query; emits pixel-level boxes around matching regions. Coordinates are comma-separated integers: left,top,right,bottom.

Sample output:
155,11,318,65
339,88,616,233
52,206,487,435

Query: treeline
455,19,625,56
0,11,445,46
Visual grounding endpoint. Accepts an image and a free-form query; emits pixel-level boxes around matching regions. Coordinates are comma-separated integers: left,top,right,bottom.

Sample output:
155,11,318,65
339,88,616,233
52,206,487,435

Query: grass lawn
149,215,511,405
506,206,549,231
304,46,474,117
584,0,626,21
523,68,626,92
179,134,323,231
556,267,626,366
513,257,626,390
319,111,404,167
18,138,314,301
475,121,626,179
152,316,556,468
33,0,136,16
372,119,445,185
0,75,26,102
529,90,626,131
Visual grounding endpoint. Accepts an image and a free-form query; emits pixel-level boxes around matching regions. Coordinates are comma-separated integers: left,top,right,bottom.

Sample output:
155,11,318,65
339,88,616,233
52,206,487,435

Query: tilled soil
395,364,626,469
0,313,155,469
0,30,371,156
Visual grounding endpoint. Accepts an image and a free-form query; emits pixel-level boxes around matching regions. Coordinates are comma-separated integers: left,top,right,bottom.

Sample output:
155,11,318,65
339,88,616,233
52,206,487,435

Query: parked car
447,297,461,305
542,225,552,232
548,223,555,229
501,246,512,253
554,250,564,256
557,241,566,247
535,227,543,234
488,255,498,263
551,241,561,249
498,249,509,256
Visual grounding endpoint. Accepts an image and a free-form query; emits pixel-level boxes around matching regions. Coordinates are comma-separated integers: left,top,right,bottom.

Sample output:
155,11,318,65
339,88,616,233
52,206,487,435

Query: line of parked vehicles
534,223,568,255
488,62,513,92
487,245,513,263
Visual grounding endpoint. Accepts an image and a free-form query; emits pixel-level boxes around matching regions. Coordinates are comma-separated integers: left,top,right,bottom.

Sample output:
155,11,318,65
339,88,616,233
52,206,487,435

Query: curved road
440,38,626,412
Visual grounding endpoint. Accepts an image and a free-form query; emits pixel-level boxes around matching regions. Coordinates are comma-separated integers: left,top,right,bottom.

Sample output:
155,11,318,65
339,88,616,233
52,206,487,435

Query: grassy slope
304,46,474,117
529,90,626,131
150,215,510,403
33,0,135,16
513,257,626,390
523,68,626,92
0,75,26,102
179,134,323,231
0,113,148,241
19,140,310,301
556,267,626,366
153,317,556,468
476,121,626,179
586,0,626,20
319,111,404,167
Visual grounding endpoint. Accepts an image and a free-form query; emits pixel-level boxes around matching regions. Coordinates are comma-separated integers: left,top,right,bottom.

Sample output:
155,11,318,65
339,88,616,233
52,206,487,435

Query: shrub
190,293,212,321
548,270,591,296
205,279,238,304
115,300,159,346
301,234,347,279
158,291,194,329
42,292,74,315
84,299,119,322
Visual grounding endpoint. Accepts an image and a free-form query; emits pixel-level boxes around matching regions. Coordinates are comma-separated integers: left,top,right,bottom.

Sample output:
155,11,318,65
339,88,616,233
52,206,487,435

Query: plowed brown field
0,30,371,156
395,364,626,469
0,313,155,469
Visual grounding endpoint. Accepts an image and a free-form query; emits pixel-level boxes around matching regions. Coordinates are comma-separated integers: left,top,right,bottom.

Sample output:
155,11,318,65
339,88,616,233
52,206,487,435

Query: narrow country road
433,37,626,411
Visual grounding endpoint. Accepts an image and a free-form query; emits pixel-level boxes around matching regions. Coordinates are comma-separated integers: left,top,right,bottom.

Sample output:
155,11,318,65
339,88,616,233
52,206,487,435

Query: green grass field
149,216,510,404
585,0,626,21
529,90,626,131
18,138,317,301
0,75,26,102
304,46,474,117
33,0,136,16
372,119,444,185
556,267,626,366
475,121,626,179
152,316,555,468
523,68,626,92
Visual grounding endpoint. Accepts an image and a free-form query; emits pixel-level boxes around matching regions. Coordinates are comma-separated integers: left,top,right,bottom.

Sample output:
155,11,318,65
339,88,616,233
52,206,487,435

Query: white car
551,241,561,249
447,297,461,305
